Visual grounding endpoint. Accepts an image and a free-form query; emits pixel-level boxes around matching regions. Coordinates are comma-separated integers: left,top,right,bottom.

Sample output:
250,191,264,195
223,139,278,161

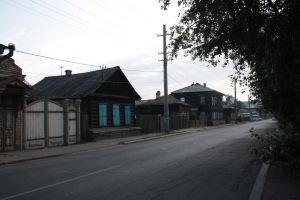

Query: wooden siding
136,104,190,116
25,100,79,149
95,70,139,99
172,91,223,121
84,96,135,129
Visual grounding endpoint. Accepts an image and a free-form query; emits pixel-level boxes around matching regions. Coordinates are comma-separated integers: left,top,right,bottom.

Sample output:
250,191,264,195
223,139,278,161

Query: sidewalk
262,166,300,200
0,133,159,165
0,125,226,165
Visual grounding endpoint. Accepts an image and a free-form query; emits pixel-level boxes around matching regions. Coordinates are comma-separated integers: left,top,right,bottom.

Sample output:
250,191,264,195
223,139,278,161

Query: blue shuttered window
113,104,120,126
125,105,131,126
99,104,107,127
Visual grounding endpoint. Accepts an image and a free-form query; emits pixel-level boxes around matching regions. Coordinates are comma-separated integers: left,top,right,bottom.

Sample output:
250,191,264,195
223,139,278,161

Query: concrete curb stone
249,163,270,200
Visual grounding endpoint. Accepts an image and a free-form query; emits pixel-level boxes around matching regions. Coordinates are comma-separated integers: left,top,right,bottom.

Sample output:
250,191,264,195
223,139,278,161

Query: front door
0,109,16,152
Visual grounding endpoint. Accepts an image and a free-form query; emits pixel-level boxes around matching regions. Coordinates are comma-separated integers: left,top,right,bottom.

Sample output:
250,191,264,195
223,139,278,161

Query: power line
62,0,120,28
89,0,126,19
38,0,109,33
28,0,96,33
168,74,209,107
16,50,98,67
6,0,91,34
15,50,162,73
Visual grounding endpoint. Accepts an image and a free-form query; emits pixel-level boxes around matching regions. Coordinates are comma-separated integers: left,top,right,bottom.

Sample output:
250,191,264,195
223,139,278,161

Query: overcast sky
0,0,249,100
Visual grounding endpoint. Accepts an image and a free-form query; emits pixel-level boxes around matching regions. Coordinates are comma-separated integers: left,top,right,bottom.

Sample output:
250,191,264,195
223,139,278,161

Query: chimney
65,70,72,76
203,83,206,87
156,90,161,99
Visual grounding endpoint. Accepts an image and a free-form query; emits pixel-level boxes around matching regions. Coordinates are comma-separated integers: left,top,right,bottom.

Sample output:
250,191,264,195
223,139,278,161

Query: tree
160,0,300,133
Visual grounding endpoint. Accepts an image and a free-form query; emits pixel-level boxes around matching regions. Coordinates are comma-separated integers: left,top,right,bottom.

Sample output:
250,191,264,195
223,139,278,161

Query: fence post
63,99,69,146
44,98,49,147
21,95,27,151
75,99,81,143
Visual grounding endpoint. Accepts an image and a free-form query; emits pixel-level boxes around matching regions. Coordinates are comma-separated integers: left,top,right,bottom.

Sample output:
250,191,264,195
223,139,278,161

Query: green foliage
252,129,300,171
161,0,300,169
160,0,300,133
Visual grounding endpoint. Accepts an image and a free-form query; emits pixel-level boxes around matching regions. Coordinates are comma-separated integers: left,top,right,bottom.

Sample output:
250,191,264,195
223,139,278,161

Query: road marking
0,165,121,200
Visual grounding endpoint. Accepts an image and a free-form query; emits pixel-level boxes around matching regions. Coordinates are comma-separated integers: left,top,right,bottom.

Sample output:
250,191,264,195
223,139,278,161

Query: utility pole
248,94,251,110
158,24,170,133
234,78,237,123
60,66,63,76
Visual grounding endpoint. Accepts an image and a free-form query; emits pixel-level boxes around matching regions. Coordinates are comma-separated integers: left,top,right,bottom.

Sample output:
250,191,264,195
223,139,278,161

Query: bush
252,129,300,171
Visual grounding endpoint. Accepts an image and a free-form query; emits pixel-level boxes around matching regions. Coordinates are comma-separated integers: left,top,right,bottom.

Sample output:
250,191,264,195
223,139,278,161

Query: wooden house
136,91,190,116
0,58,30,151
28,67,141,140
171,83,224,125
135,91,191,133
222,95,237,123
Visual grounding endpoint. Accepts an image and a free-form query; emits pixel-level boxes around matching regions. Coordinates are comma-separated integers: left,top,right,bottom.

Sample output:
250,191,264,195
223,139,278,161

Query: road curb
118,132,186,145
248,163,270,200
0,154,65,166
0,146,112,166
118,125,235,145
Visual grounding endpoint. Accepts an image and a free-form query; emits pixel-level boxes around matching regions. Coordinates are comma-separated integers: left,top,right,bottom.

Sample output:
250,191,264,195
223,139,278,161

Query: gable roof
136,95,191,107
29,66,140,99
171,83,223,95
0,58,22,78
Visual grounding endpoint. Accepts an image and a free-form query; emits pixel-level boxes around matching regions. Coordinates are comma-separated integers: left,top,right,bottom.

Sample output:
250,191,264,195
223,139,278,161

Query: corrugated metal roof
171,83,223,94
28,66,128,99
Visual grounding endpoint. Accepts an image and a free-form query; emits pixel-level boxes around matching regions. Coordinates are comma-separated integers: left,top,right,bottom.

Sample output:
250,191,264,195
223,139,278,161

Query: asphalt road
0,120,276,200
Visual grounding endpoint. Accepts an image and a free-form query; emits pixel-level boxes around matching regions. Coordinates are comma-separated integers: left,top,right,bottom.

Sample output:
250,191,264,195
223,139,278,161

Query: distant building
222,95,237,123
135,91,192,133
136,91,191,116
171,83,224,125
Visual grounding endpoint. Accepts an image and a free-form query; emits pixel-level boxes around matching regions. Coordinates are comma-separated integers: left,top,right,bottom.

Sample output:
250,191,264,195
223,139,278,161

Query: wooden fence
136,115,208,133
136,115,161,133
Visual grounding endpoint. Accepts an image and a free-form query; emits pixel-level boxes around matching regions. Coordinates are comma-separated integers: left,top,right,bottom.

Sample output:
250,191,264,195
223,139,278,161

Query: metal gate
0,109,16,152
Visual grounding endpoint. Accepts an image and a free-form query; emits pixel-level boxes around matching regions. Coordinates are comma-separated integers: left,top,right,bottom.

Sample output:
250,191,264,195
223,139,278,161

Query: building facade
28,67,141,140
0,58,30,151
171,83,224,125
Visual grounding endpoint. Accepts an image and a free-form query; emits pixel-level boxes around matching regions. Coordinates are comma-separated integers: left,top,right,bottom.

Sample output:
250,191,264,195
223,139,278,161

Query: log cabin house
0,58,30,151
28,67,141,140
171,83,224,125
136,91,191,116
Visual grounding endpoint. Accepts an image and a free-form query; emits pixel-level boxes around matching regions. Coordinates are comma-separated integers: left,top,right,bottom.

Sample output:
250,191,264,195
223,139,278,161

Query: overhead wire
27,0,117,35
28,0,95,32
89,0,126,19
167,74,196,103
5,0,82,32
38,0,110,33
15,50,163,73
62,0,118,27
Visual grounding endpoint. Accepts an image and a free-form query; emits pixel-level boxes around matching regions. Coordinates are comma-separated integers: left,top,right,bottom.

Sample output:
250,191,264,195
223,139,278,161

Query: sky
0,0,250,101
